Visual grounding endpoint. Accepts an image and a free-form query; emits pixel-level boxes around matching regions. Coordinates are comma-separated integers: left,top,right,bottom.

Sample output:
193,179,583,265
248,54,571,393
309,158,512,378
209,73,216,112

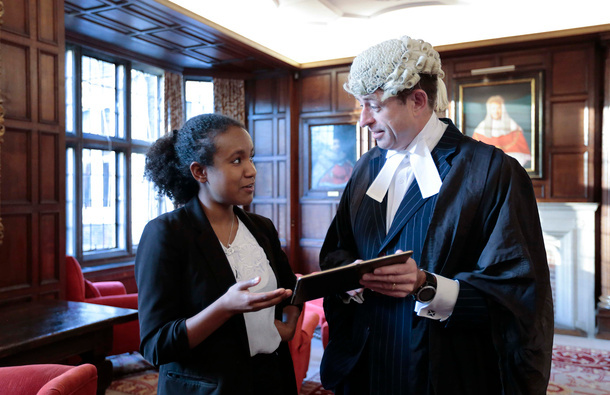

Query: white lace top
221,217,281,356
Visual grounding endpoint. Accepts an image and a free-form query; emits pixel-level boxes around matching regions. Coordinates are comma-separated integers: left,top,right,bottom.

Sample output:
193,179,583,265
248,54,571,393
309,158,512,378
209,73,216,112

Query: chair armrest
301,311,320,340
93,281,127,296
87,293,138,310
38,363,97,395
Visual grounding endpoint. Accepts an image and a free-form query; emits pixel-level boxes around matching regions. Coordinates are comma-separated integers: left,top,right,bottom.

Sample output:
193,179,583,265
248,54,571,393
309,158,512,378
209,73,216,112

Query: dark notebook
291,250,413,305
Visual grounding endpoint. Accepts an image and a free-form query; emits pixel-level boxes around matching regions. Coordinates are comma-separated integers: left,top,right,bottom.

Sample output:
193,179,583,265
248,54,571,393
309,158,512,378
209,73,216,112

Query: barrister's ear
410,89,429,113
190,162,207,183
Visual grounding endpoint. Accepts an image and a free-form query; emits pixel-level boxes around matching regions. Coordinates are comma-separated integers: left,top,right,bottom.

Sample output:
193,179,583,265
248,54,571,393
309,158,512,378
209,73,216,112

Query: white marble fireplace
537,202,599,337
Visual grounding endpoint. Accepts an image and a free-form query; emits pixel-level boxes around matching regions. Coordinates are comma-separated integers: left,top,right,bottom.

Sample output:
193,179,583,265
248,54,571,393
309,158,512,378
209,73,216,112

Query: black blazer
135,197,298,395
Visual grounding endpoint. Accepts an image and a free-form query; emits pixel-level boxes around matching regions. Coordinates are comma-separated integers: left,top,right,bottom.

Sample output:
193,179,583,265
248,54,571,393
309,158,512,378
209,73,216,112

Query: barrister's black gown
320,120,553,395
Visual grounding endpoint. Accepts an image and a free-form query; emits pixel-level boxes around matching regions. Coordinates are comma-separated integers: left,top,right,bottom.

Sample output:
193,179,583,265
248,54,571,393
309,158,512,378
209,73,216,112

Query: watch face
417,286,436,303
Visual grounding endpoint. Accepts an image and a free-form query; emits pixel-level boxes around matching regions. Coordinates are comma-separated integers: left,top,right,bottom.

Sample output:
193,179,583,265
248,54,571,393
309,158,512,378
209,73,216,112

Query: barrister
319,36,554,394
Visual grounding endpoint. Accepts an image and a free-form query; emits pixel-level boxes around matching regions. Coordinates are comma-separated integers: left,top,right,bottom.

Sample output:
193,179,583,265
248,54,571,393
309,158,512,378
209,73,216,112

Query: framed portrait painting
454,71,543,178
302,116,370,198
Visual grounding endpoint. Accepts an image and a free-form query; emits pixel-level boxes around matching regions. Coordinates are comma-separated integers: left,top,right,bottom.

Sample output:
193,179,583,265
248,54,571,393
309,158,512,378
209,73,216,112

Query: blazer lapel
184,198,239,296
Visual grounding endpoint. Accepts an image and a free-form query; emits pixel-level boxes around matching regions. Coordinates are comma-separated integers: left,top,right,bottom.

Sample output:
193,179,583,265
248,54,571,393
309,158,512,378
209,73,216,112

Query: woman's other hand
220,277,292,314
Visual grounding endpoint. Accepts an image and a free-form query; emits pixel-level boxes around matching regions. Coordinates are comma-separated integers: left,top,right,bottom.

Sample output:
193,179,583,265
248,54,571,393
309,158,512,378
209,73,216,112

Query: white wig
344,36,449,112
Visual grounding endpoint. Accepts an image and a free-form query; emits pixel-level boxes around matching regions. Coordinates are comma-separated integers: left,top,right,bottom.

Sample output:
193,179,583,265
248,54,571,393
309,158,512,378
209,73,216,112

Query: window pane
117,65,126,139
131,69,161,141
81,56,117,137
66,148,75,256
131,153,165,246
185,80,213,120
65,49,75,134
82,149,117,252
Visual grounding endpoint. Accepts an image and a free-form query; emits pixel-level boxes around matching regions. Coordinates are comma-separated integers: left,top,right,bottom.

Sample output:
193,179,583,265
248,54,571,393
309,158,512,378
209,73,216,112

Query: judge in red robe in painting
472,95,531,167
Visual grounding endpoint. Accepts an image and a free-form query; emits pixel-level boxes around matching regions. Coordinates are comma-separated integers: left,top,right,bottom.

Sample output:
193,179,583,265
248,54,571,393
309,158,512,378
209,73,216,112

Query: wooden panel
3,129,32,203
301,204,333,239
278,76,288,114
1,41,31,120
551,101,586,147
552,49,588,95
252,119,273,156
3,0,30,36
301,73,331,113
278,161,286,198
532,184,545,200
39,213,59,284
336,70,356,112
254,79,274,114
64,0,105,11
38,0,58,44
278,118,287,156
39,132,58,203
252,204,273,221
298,246,322,274
0,214,33,290
501,53,545,68
98,9,161,32
550,153,587,198
277,203,287,244
454,58,494,73
253,161,273,198
65,0,297,74
38,51,58,124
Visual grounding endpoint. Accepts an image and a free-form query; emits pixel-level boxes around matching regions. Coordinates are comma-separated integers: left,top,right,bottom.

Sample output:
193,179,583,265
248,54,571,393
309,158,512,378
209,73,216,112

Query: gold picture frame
455,71,544,178
301,115,370,198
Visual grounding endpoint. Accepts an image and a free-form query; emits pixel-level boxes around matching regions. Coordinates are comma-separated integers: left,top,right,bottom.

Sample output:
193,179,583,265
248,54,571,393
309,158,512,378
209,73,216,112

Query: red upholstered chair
288,300,320,393
65,256,139,356
306,298,329,348
0,363,98,395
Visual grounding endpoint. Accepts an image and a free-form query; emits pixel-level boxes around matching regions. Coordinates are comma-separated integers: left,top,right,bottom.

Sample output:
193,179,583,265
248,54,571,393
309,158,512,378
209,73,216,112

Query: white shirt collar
366,113,447,202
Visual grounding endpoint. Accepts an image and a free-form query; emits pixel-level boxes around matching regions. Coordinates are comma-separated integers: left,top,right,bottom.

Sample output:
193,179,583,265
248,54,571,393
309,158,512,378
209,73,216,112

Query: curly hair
144,113,244,206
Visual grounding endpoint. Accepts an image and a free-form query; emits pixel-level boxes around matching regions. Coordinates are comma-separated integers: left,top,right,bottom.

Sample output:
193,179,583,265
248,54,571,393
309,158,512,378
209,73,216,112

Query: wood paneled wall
246,74,297,268
295,35,604,273
297,67,361,273
0,0,66,304
442,40,601,201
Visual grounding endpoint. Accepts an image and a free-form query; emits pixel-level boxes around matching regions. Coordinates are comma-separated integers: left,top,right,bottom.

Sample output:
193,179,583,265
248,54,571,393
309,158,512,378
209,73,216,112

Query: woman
135,114,300,395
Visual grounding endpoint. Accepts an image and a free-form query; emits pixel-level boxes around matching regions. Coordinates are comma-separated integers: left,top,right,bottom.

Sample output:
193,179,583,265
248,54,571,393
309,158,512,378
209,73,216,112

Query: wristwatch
414,270,437,303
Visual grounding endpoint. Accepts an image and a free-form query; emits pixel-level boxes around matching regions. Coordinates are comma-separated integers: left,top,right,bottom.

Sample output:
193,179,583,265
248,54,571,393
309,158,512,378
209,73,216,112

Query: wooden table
0,300,138,394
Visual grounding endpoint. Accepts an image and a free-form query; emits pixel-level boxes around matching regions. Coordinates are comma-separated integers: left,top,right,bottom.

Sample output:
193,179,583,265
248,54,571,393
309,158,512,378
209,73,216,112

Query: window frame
184,77,214,120
65,44,165,267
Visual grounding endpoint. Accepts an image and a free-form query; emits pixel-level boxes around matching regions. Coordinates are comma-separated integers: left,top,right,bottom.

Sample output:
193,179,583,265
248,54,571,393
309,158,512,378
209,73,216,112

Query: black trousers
251,351,285,395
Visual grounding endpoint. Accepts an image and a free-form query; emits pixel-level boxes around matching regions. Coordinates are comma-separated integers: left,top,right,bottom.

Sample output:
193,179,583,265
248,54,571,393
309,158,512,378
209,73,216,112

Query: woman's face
204,126,256,207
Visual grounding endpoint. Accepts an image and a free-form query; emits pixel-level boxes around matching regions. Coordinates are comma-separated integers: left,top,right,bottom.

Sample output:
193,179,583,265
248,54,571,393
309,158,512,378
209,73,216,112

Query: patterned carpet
106,344,610,395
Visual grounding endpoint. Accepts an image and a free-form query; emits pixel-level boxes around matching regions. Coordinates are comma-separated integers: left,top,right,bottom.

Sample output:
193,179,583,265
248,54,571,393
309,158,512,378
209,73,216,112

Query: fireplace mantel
537,202,599,337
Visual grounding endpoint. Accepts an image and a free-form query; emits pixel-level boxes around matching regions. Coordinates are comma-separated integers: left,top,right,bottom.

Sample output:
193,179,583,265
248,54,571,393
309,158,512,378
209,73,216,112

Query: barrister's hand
359,250,426,298
220,277,292,314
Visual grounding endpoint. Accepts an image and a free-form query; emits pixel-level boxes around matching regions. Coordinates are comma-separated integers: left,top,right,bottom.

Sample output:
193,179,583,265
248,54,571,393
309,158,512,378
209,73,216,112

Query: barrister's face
357,90,420,150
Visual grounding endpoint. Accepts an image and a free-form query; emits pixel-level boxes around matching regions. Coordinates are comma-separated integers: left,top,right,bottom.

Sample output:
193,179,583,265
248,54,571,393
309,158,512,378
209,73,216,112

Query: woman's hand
185,277,291,349
274,305,300,341
359,250,425,298
220,277,292,314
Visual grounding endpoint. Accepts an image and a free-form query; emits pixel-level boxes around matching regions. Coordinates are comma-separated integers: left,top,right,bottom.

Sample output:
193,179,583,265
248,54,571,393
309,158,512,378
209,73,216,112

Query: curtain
164,71,184,134
213,78,245,125
0,0,4,245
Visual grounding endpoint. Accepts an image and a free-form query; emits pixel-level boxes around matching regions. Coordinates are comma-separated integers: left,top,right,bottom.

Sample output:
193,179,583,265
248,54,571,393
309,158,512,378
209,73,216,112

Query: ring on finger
392,283,396,291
